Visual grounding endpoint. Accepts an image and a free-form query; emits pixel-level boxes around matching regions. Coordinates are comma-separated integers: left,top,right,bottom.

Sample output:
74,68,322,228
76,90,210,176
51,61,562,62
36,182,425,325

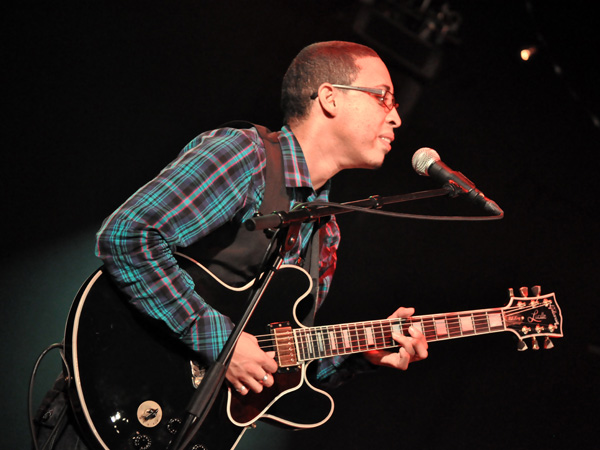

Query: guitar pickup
269,322,299,369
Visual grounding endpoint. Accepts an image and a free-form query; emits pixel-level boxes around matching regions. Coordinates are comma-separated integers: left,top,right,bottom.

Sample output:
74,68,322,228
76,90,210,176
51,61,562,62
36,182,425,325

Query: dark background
3,1,598,449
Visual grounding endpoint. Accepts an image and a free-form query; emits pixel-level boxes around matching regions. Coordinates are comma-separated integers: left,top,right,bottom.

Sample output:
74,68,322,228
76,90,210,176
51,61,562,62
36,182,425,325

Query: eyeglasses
310,84,399,111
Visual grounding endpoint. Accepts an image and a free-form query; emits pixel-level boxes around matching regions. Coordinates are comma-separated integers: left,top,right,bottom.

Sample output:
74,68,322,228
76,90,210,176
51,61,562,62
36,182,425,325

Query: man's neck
289,121,342,191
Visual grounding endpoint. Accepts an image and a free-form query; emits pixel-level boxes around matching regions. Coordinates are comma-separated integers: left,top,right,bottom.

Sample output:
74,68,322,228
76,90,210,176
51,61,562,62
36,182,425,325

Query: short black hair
281,41,379,124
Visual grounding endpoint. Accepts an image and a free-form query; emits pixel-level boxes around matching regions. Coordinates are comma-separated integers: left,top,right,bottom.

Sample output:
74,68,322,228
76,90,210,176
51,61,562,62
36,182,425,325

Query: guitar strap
302,222,321,326
183,122,321,324
250,122,322,326
246,122,322,327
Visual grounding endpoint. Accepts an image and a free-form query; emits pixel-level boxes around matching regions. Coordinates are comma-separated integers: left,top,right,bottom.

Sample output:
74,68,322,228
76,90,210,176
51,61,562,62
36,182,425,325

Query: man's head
281,41,380,125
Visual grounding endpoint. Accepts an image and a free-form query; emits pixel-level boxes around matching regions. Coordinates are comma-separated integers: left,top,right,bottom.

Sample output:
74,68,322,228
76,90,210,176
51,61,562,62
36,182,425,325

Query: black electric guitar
64,253,563,450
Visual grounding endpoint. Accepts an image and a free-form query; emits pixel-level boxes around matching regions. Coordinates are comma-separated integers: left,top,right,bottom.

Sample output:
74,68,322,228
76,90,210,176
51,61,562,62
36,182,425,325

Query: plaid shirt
96,125,340,370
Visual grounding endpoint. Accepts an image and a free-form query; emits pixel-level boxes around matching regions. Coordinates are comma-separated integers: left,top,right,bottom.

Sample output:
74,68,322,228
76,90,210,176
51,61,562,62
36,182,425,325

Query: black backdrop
3,1,598,449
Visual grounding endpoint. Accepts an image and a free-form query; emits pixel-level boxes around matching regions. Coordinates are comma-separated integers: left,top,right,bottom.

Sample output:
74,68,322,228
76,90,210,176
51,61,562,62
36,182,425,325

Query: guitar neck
293,306,508,362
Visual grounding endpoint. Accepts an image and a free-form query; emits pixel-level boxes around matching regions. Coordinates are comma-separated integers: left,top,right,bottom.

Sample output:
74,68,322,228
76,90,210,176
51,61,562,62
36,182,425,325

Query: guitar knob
167,418,181,435
531,337,540,350
517,339,528,351
132,434,152,450
531,285,541,296
544,337,554,349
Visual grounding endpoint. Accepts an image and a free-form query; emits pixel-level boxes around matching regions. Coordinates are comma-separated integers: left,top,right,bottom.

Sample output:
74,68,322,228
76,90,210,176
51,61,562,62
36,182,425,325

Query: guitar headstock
504,286,563,351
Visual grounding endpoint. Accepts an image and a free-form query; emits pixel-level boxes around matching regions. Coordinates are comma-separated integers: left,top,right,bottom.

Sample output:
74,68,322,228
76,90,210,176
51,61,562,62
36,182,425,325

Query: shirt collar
278,125,332,201
278,125,314,189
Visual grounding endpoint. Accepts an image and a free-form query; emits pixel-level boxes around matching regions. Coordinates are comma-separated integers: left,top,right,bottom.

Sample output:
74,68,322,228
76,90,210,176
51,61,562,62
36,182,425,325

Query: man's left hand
363,307,428,370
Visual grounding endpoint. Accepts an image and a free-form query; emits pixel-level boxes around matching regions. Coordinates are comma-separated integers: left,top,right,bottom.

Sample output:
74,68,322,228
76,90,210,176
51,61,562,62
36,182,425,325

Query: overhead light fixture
353,0,461,80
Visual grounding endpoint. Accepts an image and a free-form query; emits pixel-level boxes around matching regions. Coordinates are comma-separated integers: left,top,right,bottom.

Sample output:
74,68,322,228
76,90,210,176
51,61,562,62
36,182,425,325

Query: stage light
520,46,538,61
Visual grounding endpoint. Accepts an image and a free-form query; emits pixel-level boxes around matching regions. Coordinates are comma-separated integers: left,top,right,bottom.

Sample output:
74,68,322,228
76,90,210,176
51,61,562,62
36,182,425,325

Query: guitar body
64,254,333,450
64,252,564,450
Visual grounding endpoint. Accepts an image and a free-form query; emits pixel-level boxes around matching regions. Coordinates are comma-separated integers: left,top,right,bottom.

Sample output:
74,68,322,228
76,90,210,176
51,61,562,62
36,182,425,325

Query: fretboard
293,307,507,362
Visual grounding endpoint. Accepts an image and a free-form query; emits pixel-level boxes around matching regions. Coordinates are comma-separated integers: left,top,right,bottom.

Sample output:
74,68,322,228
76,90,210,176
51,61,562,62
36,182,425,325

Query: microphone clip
444,178,473,198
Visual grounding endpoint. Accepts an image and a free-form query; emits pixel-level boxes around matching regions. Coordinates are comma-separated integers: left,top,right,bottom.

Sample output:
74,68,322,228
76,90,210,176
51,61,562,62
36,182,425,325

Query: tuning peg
531,285,541,296
508,287,514,298
519,286,528,296
531,337,540,350
544,337,554,349
517,339,528,351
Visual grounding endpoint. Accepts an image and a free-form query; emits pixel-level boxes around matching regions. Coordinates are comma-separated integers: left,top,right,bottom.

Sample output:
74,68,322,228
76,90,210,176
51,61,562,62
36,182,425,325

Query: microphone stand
170,223,302,450
171,186,467,449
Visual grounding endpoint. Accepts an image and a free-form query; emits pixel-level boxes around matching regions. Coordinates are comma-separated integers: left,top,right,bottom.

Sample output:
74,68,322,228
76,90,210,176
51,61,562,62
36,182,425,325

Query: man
34,40,428,449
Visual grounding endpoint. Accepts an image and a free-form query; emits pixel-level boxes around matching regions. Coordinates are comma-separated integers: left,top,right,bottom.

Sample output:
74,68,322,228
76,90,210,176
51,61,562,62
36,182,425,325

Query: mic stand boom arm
245,187,452,231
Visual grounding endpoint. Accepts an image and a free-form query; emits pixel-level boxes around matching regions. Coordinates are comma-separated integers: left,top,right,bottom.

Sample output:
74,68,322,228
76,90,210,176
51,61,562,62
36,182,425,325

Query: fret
294,328,305,361
316,327,327,357
358,323,367,351
446,314,462,338
314,330,321,356
341,325,351,350
356,323,365,351
459,314,475,335
474,312,490,334
335,325,346,354
348,323,360,352
434,316,448,339
306,330,315,357
410,317,423,336
302,329,311,360
321,329,329,355
323,328,332,354
327,328,337,354
333,325,344,354
321,328,331,357
391,319,402,338
385,320,395,348
374,321,387,348
386,319,402,348
488,309,504,330
364,323,375,348
299,329,308,360
312,329,322,357
421,317,437,341
315,329,323,357
353,323,364,352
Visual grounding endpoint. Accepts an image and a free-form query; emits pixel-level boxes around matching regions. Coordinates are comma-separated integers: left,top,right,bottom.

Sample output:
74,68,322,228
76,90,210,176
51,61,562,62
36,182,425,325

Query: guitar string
253,304,544,344
252,304,554,355
253,305,546,348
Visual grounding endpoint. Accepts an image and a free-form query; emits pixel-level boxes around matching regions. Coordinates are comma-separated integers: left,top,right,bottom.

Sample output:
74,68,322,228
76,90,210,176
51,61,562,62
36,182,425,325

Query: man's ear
315,83,338,117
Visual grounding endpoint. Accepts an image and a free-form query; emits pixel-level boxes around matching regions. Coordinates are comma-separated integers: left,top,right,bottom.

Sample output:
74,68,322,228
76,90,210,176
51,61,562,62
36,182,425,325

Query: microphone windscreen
411,147,440,176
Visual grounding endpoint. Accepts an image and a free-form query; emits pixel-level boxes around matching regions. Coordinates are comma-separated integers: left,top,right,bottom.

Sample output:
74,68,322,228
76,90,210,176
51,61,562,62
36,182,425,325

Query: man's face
335,57,401,170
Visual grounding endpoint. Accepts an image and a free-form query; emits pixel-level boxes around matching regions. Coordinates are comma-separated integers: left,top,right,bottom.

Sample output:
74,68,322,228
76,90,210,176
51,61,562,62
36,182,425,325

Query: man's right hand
226,331,278,395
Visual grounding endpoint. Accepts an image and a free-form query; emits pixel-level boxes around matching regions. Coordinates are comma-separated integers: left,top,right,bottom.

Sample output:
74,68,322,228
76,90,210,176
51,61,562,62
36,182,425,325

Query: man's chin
369,156,386,170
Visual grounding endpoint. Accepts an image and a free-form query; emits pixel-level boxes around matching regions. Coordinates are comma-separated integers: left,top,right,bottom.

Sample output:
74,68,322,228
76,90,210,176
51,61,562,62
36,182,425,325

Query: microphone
412,147,503,215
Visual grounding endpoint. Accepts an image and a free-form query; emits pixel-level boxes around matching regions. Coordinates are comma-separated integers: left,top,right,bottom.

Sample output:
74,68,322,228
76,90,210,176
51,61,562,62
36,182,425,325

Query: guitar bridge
269,322,299,369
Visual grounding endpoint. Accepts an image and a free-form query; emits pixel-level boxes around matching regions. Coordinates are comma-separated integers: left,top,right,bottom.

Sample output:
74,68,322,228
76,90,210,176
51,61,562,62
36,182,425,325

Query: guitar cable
28,342,71,450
